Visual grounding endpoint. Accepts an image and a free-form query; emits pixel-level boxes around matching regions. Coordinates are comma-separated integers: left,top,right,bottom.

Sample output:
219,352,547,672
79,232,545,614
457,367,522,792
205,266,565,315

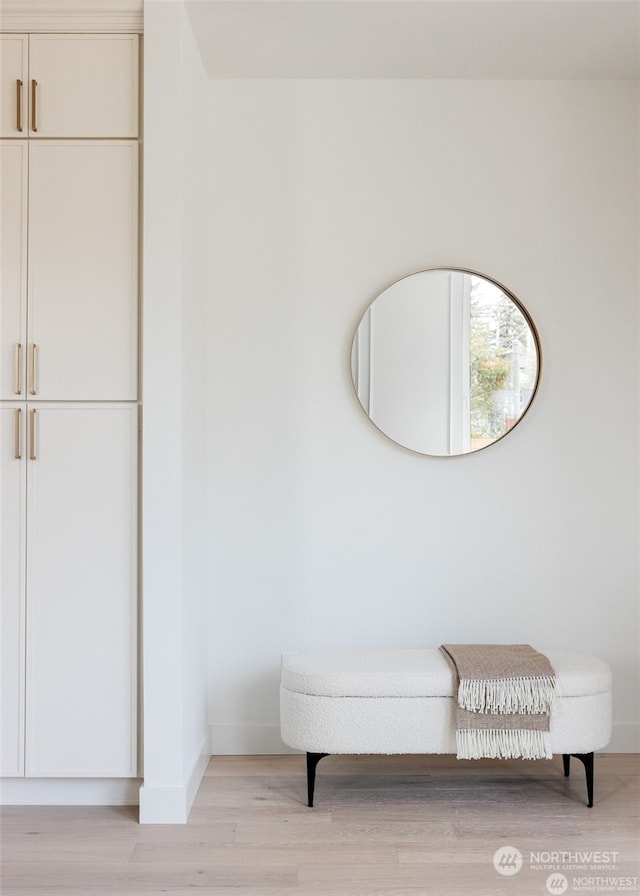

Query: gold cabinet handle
16,80,23,132
14,409,22,460
31,79,37,133
29,409,36,461
14,343,22,394
29,343,37,395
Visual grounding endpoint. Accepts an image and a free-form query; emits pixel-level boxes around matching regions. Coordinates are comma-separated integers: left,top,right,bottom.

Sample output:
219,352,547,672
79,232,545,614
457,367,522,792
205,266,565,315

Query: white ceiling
184,0,640,79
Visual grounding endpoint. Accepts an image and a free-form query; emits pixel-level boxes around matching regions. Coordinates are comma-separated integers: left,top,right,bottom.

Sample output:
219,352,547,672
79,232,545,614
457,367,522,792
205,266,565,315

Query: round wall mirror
351,269,541,456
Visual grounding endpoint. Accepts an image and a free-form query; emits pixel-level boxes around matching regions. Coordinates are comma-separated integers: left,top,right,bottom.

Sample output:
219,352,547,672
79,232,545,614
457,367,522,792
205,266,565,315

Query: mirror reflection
351,269,540,456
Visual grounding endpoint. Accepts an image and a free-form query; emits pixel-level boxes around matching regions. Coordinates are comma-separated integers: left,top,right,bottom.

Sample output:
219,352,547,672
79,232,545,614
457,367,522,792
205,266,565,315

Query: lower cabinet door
25,405,137,777
0,406,26,776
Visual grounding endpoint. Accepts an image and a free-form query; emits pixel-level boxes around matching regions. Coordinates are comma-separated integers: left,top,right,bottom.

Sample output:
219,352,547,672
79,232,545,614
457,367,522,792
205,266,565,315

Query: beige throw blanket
440,644,556,760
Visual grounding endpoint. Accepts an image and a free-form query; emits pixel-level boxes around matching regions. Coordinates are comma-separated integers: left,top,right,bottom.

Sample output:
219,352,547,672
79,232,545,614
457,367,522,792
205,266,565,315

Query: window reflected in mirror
351,269,541,456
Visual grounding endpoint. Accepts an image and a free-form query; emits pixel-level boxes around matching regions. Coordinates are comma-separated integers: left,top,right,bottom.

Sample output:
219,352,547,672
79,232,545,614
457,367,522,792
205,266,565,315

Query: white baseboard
2,723,633,810
0,777,141,806
211,723,298,755
185,728,212,811
138,728,211,824
211,722,640,756
606,722,640,753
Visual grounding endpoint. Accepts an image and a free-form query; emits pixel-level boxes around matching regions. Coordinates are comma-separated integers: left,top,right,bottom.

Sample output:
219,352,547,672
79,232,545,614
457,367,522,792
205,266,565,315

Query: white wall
140,0,210,822
205,79,639,753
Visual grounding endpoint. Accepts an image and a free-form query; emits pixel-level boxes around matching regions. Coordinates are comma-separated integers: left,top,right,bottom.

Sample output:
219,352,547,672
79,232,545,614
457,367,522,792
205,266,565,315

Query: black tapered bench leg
306,752,329,807
562,752,594,807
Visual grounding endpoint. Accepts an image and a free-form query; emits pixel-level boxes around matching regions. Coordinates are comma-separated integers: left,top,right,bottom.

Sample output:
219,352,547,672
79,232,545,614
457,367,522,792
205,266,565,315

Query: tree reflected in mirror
469,276,538,451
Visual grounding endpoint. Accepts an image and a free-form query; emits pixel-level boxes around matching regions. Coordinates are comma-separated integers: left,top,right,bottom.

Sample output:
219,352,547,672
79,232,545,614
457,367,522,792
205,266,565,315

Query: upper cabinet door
28,141,138,400
28,35,138,138
0,35,28,137
0,141,28,399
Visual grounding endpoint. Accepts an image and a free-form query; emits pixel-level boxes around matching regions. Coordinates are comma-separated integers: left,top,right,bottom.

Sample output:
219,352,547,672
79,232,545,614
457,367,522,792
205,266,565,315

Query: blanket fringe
458,675,556,715
456,728,553,760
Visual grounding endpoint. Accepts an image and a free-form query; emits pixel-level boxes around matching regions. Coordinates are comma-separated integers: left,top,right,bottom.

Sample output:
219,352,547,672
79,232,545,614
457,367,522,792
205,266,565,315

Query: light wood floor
1,753,639,895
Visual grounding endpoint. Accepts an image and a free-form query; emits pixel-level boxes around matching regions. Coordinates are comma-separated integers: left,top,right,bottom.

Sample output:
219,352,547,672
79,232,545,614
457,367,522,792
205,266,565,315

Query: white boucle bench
280,648,612,808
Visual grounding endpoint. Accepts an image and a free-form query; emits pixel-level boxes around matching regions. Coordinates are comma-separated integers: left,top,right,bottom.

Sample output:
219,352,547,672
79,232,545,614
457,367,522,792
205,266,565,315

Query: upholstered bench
279,648,612,808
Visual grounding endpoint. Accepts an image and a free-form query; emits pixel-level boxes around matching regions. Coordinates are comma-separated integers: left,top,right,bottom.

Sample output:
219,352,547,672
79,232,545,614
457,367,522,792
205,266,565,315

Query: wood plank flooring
2,753,639,895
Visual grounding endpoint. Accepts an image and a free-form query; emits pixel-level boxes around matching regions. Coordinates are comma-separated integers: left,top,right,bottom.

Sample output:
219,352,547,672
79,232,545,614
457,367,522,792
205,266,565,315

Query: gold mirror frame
350,268,542,456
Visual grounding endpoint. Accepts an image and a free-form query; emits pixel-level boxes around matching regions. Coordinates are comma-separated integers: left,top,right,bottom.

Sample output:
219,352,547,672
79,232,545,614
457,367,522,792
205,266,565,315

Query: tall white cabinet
1,31,139,783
